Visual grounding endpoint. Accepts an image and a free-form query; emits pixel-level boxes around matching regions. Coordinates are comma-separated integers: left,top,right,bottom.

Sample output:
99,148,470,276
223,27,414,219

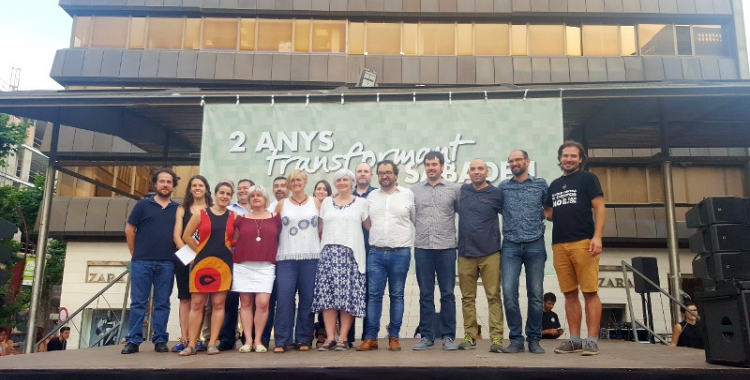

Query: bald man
457,159,505,353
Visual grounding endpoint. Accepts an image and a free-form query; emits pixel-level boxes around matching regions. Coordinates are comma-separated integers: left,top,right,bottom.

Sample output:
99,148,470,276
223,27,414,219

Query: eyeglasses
377,171,394,176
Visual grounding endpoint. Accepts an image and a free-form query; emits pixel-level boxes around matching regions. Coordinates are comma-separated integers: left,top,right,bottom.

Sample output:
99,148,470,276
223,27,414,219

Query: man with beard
352,162,377,344
122,169,179,354
498,150,549,354
457,159,505,353
357,160,414,352
545,141,605,356
411,151,460,351
269,176,289,211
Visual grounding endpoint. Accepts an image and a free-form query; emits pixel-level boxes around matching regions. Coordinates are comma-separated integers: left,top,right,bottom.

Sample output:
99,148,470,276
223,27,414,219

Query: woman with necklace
232,185,282,353
273,170,322,353
171,175,212,353
180,181,237,356
313,169,370,351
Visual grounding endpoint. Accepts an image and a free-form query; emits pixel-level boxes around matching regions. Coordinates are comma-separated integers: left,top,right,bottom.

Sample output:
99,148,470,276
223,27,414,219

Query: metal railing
621,260,698,345
34,268,131,350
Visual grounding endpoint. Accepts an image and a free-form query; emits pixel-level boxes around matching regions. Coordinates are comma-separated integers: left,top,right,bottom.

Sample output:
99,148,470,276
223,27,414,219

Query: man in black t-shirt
544,141,605,356
541,293,563,339
47,327,70,351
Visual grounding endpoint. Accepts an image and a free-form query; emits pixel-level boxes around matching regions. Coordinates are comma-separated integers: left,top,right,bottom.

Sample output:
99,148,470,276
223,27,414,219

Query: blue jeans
501,237,547,343
414,248,457,341
274,259,319,346
364,247,411,340
219,291,239,346
126,260,174,345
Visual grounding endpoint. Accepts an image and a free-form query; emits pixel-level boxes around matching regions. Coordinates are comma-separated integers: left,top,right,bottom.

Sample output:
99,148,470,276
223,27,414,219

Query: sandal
255,344,268,353
334,341,348,351
239,344,252,353
207,345,220,355
317,340,335,351
178,345,196,356
273,345,286,353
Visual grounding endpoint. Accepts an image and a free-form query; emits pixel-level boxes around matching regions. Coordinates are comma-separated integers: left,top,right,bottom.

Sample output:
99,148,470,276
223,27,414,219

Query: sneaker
501,341,525,353
413,338,435,351
582,340,599,356
528,340,545,354
442,337,458,351
489,337,503,353
195,341,207,352
458,334,476,350
170,339,187,352
554,340,583,354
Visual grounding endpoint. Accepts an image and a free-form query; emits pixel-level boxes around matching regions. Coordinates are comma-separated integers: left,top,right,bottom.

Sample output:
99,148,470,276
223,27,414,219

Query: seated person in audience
542,292,564,339
671,301,704,349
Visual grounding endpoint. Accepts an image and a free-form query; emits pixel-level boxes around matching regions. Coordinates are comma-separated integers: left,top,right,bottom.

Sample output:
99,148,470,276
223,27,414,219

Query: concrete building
2,0,750,349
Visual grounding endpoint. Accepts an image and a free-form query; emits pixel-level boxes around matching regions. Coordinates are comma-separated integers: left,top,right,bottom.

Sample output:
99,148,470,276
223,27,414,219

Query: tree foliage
0,113,30,168
0,175,44,243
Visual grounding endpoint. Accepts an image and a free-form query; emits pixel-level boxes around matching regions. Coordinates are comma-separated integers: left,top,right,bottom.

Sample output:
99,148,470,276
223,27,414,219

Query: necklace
254,216,265,242
291,195,308,205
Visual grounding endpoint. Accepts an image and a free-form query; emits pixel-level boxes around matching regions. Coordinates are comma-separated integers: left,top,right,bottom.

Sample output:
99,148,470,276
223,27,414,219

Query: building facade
39,0,750,348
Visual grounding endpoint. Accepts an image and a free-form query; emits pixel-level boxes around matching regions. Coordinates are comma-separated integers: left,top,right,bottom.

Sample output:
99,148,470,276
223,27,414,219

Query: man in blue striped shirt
499,150,549,354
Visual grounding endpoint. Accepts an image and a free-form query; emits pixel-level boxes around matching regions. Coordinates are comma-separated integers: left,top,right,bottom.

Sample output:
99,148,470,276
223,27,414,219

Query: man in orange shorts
544,141,605,356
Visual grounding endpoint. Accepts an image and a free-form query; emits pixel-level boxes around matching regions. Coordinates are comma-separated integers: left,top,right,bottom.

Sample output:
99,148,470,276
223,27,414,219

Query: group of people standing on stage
120,140,607,358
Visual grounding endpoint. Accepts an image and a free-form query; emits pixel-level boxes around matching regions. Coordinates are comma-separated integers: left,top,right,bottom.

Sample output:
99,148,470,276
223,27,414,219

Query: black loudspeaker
693,252,750,282
631,257,660,293
696,283,750,367
688,224,750,254
686,197,749,228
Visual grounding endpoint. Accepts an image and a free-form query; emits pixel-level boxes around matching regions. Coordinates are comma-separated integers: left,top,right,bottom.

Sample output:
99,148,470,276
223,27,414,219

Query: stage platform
0,339,746,379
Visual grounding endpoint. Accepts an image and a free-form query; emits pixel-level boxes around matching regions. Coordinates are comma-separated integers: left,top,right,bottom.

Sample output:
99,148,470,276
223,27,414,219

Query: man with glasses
357,160,415,352
499,150,549,354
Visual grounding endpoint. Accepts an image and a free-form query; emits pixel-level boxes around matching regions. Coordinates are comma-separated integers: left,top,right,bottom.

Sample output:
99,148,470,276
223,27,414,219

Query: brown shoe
388,337,401,351
355,339,378,351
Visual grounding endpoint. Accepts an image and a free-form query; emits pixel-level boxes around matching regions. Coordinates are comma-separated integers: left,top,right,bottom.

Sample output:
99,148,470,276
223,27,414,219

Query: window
184,18,201,50
528,25,564,56
620,26,637,56
73,16,92,47
129,18,146,49
582,25,619,56
147,18,184,49
365,23,401,55
312,20,346,53
240,19,256,51
675,25,692,55
511,24,527,56
91,17,129,48
257,19,293,52
420,24,455,55
203,18,238,50
566,26,582,56
693,25,728,56
457,24,473,56
348,22,365,54
294,20,310,52
474,24,509,55
403,23,418,55
639,24,675,55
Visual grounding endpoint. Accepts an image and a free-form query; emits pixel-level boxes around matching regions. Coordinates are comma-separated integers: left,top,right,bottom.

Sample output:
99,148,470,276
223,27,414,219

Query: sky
1,0,750,91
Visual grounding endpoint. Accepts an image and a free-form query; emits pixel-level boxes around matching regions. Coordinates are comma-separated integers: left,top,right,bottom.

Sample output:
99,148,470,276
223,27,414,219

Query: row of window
72,16,729,57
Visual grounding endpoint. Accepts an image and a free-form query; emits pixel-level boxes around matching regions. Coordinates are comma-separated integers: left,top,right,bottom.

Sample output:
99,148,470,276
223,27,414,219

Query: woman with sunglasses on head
671,301,704,349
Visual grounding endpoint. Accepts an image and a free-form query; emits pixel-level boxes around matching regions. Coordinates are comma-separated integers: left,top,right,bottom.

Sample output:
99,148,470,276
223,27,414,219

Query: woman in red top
232,185,282,353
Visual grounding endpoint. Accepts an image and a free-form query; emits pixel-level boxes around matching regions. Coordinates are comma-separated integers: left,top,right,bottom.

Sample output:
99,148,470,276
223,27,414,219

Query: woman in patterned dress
233,185,282,353
273,170,322,353
171,175,212,352
313,169,370,351
180,181,237,356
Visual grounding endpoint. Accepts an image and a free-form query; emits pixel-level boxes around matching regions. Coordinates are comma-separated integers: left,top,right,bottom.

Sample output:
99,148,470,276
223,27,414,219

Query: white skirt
231,261,275,293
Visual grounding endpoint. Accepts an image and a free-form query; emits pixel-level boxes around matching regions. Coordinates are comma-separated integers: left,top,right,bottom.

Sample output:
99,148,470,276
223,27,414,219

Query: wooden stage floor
0,339,747,379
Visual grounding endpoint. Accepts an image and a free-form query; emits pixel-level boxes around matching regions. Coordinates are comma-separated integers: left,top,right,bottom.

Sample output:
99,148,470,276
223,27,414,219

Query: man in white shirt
356,160,415,352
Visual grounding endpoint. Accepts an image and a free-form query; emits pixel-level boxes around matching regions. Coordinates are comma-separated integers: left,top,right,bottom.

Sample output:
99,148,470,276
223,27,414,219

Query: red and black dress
189,208,237,293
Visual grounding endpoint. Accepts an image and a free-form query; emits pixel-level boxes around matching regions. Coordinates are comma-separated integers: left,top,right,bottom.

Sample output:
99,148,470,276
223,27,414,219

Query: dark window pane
676,25,692,55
